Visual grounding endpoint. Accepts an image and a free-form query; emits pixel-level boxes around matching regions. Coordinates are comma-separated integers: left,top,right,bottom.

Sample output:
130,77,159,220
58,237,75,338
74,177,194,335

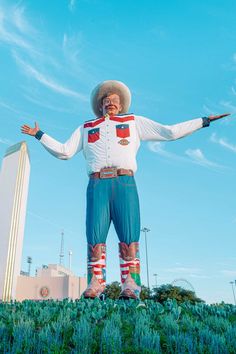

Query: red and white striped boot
119,242,141,299
83,243,106,299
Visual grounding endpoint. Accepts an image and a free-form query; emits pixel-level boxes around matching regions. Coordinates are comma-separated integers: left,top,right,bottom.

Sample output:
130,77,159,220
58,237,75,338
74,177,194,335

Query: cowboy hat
91,80,131,117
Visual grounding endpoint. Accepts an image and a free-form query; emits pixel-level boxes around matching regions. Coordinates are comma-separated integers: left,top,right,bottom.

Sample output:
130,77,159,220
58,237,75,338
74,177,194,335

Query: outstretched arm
21,122,83,159
135,113,230,141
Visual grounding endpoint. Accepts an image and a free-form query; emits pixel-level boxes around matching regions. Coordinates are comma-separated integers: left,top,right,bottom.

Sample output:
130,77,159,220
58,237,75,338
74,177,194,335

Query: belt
90,167,134,179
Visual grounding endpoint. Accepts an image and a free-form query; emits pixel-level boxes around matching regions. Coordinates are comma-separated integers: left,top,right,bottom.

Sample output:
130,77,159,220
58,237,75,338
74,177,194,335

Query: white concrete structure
0,141,30,302
16,264,87,301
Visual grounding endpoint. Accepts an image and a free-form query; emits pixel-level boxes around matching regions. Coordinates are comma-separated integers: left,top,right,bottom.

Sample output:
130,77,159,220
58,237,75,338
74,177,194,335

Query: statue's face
101,93,123,116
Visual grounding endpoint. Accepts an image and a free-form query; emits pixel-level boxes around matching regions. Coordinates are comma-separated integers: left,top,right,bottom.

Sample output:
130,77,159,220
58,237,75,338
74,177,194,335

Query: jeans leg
86,178,111,246
111,176,140,244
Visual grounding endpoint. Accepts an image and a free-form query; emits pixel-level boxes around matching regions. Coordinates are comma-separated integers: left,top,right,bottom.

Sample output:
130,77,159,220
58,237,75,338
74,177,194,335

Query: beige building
0,142,30,302
16,264,87,301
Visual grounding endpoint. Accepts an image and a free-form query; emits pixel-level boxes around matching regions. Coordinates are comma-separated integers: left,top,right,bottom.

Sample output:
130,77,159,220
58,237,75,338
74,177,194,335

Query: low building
16,264,87,301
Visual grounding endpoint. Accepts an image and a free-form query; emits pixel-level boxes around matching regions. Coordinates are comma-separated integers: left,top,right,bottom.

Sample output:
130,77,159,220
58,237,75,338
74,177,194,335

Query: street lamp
27,256,32,276
230,281,236,305
69,250,72,270
141,227,150,289
153,273,158,288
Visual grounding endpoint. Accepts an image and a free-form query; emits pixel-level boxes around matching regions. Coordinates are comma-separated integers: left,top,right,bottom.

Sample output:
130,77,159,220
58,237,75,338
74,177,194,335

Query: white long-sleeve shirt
38,114,207,175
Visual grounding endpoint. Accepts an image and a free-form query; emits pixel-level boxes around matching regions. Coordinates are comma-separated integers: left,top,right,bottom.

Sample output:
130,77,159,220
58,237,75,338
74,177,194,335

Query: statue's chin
105,109,119,115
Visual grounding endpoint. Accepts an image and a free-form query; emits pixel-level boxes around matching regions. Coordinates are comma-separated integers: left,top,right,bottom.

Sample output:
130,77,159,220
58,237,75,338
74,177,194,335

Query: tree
140,285,152,300
152,284,204,304
104,281,121,299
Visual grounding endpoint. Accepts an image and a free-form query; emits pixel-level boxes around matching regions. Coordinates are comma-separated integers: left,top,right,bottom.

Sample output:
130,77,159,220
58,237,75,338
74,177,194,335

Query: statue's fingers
21,127,30,133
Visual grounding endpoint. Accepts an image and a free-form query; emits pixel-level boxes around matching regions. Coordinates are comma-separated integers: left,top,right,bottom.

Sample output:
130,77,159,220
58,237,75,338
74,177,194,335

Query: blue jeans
86,176,140,245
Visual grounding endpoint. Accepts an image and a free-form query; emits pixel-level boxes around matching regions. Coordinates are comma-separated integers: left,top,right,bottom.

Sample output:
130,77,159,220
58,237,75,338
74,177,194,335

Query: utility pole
27,257,32,276
141,227,150,289
69,250,72,270
153,273,158,288
230,281,236,305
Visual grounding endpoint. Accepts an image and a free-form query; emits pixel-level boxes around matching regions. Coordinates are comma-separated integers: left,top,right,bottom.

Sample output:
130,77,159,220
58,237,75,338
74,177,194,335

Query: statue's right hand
21,122,40,136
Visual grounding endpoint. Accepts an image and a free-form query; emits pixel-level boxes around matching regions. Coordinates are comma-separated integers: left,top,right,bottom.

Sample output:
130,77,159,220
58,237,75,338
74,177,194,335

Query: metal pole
27,256,32,276
153,273,158,288
69,250,72,270
141,227,150,289
230,281,236,305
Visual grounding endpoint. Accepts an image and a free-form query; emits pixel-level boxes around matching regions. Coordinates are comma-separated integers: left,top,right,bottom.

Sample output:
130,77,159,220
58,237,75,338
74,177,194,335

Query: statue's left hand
208,113,231,121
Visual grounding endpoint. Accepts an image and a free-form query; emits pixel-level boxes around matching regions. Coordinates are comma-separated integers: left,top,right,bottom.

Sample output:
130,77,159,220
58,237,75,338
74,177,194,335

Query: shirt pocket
88,128,100,143
116,124,130,138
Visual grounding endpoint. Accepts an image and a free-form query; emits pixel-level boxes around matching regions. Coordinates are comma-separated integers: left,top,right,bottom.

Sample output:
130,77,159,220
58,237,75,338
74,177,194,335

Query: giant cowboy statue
21,80,230,300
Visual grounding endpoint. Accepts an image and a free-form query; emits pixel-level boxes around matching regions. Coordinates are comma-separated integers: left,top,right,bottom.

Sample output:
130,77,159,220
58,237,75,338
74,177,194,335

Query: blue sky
0,0,236,304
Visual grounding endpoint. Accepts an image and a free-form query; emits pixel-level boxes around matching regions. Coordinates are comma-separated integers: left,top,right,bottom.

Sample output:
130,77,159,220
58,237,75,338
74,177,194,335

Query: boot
119,242,141,299
83,243,106,299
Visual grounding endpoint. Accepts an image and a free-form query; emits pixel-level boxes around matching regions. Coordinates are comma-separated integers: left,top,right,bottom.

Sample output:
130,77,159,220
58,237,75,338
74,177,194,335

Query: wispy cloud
203,104,215,116
68,0,76,12
163,266,210,280
188,274,211,279
0,100,33,121
148,142,225,169
13,53,88,101
27,210,78,236
62,33,83,66
11,6,34,33
185,148,224,169
164,267,202,274
210,133,236,153
0,137,14,146
231,86,236,96
148,142,186,162
220,269,236,277
0,2,89,110
0,99,72,132
219,99,236,115
23,94,79,115
0,4,36,54
62,32,96,86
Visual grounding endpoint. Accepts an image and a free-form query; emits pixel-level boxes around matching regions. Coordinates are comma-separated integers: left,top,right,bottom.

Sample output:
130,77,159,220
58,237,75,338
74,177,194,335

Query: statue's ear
119,104,123,113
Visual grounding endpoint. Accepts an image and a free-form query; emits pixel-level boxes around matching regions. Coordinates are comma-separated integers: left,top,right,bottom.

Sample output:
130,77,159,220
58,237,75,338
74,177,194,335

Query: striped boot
83,243,106,299
119,242,141,299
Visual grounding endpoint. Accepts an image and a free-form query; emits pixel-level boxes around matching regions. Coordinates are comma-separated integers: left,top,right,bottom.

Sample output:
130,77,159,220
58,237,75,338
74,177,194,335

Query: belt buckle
100,167,117,179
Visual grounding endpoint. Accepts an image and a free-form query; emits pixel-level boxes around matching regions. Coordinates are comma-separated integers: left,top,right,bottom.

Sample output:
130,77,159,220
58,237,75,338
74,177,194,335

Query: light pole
230,281,236,305
141,227,150,289
153,273,158,288
27,256,32,276
69,250,72,270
